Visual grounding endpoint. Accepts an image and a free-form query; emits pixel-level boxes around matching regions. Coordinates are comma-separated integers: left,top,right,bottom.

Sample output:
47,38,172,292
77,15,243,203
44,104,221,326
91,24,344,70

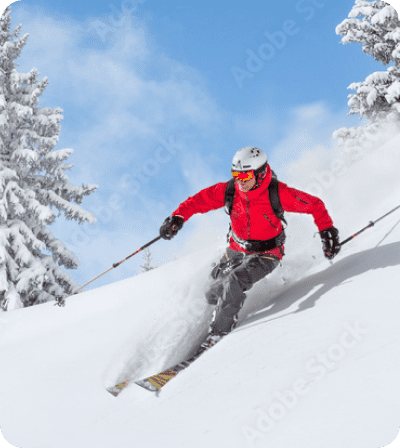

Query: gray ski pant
205,248,280,336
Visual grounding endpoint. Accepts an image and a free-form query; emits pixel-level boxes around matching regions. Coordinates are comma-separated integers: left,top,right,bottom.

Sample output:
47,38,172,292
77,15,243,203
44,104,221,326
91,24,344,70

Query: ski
106,335,221,397
107,368,178,396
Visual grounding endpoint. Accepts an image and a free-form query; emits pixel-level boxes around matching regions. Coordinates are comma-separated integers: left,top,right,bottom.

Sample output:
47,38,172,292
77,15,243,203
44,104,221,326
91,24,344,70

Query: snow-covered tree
334,1,400,149
0,7,97,310
140,248,157,272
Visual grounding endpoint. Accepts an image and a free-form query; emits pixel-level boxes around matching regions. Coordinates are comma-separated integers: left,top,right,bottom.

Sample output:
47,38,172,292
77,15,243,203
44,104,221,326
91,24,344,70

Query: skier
159,147,340,346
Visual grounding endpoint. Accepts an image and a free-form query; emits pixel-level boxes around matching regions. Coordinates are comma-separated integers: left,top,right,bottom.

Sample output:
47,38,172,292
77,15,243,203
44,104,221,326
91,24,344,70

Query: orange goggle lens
232,170,254,182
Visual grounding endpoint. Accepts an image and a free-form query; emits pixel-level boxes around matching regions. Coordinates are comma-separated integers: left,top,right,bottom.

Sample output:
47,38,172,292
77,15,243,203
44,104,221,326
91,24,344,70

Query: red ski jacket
172,165,334,259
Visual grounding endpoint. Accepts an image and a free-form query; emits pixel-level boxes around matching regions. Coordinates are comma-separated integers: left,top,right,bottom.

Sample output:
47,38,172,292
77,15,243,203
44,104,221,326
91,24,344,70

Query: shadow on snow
239,241,400,331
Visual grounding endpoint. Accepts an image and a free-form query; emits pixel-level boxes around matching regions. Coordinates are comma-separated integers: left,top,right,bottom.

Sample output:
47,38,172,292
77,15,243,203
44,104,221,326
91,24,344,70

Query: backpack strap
269,171,287,225
224,178,236,215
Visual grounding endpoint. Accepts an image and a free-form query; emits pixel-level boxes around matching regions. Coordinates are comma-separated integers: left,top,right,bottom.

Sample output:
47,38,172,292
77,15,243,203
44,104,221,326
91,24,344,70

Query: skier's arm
171,182,228,222
159,182,228,240
279,183,340,259
278,182,334,231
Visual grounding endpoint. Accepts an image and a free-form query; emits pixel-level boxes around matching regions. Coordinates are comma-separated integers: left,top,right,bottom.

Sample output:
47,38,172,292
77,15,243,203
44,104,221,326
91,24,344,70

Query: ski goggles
231,170,255,182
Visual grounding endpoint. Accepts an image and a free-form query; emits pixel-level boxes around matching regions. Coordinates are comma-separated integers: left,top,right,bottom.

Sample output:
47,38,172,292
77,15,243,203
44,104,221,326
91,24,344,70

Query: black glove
320,227,341,260
160,215,184,240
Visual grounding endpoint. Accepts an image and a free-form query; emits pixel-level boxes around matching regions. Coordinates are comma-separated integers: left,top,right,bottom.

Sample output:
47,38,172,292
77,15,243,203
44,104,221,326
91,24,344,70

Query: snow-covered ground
1,136,400,448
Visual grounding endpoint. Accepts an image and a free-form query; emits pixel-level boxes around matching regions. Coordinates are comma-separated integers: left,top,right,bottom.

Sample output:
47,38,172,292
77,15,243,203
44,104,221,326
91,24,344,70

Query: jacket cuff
172,213,187,222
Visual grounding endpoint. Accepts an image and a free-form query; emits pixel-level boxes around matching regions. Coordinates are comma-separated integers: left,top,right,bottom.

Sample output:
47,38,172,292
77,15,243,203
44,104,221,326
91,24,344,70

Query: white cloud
269,102,344,175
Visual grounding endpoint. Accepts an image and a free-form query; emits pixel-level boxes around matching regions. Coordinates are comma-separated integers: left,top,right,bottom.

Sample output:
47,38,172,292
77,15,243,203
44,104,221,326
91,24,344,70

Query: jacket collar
235,164,272,199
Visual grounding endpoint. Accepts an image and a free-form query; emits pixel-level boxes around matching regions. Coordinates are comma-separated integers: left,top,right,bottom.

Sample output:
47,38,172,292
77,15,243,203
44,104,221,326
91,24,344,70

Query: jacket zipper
263,213,278,230
245,194,251,239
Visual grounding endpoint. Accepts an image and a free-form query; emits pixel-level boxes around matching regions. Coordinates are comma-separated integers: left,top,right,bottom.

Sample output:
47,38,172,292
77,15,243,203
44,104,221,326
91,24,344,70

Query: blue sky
6,0,398,289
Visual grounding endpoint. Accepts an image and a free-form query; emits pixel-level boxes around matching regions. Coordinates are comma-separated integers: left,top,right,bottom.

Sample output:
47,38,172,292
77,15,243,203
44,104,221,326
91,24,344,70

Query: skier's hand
320,227,341,260
160,215,184,240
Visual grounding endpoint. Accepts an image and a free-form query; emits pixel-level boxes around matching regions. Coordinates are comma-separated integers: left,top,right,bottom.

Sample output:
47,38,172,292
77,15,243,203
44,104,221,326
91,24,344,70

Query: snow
44,148,74,164
0,136,400,448
366,71,391,85
366,87,378,106
371,5,398,25
386,82,400,103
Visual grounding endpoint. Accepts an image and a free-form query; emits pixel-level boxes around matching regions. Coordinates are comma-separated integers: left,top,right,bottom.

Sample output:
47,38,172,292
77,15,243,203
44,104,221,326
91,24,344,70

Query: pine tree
140,248,157,272
334,1,400,150
0,7,98,310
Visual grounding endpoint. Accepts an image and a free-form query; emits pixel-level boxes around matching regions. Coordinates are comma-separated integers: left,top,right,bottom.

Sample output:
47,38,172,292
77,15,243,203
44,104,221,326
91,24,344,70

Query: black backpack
224,170,287,225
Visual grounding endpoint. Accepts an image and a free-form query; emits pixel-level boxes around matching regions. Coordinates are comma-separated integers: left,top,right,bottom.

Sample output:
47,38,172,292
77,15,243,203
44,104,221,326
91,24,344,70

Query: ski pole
56,235,162,307
340,204,400,247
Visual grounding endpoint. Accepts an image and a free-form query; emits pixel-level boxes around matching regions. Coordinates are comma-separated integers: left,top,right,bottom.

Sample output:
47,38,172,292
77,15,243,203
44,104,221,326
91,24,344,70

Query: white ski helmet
231,147,268,173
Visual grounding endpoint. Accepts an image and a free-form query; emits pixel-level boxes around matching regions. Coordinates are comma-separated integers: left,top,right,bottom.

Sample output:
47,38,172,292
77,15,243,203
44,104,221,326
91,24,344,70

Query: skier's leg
204,279,224,305
204,249,244,305
210,254,280,336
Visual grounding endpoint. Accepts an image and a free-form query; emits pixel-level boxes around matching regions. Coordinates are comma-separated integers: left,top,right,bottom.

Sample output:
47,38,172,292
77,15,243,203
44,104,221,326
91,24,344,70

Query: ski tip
106,388,120,397
106,380,131,397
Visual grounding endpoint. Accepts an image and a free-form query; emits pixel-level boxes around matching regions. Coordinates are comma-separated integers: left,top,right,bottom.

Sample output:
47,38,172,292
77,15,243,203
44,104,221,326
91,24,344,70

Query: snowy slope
1,138,400,448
